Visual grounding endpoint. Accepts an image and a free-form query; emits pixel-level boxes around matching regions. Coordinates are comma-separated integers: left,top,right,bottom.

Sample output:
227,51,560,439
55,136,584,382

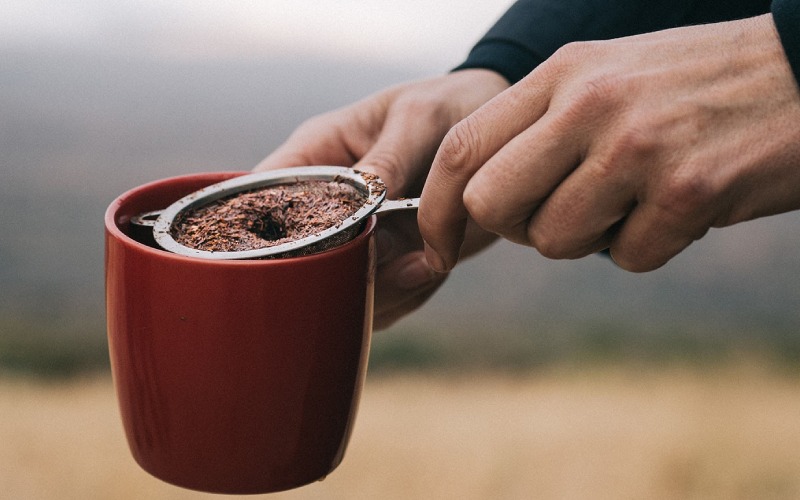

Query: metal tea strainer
131,166,419,260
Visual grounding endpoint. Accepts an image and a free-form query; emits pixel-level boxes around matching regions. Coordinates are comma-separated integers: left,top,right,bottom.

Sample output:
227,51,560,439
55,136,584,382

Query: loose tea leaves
171,180,367,252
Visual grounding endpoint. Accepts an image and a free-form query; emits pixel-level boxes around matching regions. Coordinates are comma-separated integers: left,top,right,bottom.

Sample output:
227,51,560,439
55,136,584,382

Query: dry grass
2,363,800,499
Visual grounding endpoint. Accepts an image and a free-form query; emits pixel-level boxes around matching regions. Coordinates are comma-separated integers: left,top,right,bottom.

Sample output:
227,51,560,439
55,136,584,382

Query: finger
608,197,712,272
419,79,553,271
373,251,447,330
374,211,422,266
523,151,638,259
373,214,444,329
460,111,586,248
354,101,450,198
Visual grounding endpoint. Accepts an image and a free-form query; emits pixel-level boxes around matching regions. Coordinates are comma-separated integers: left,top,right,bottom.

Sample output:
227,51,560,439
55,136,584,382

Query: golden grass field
2,362,800,499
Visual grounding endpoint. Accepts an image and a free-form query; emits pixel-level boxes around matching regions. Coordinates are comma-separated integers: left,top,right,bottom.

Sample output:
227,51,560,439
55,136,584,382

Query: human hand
255,69,509,328
420,14,800,273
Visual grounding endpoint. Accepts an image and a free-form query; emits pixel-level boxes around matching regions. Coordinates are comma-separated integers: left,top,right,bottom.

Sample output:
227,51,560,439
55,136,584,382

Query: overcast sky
1,0,515,69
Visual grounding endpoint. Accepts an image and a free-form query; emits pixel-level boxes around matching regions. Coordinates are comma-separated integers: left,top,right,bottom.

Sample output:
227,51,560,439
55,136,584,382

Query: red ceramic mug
105,172,376,494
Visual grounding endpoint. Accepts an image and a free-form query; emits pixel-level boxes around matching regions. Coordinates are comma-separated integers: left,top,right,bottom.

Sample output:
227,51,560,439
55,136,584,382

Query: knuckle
569,73,627,118
551,41,598,69
528,224,568,260
609,248,659,273
534,235,567,260
361,150,409,192
565,73,638,125
595,117,659,172
436,118,482,175
614,119,657,158
584,72,625,102
654,169,715,223
609,239,675,273
462,182,497,229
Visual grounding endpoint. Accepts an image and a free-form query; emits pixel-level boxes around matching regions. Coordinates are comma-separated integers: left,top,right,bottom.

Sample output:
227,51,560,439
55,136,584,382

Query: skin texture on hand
255,69,509,328
420,14,800,273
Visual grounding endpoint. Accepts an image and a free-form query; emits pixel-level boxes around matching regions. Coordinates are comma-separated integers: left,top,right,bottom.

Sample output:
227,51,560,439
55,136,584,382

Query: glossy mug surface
104,172,376,494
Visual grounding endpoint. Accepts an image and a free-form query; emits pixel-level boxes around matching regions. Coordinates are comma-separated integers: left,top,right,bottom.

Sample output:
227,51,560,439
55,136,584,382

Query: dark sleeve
772,0,800,85
456,0,771,84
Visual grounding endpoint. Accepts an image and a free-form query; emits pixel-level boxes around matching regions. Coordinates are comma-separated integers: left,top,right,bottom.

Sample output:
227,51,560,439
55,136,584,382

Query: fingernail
396,256,437,290
424,244,448,273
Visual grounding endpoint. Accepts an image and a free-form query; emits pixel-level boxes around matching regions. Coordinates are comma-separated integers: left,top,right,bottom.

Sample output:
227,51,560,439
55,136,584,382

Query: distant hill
2,47,799,375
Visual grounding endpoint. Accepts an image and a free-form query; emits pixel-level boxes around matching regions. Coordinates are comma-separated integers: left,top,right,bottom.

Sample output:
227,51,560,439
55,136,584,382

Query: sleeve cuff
772,0,800,86
452,40,546,85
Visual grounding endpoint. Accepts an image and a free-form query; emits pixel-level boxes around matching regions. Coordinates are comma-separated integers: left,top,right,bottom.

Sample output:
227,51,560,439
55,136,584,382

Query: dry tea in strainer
131,166,419,259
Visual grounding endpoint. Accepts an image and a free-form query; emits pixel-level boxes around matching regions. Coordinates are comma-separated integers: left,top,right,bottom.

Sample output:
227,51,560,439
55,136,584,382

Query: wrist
448,67,511,91
452,40,545,85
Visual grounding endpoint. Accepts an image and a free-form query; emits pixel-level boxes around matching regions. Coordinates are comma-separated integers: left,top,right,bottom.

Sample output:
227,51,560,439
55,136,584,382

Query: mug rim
105,171,378,267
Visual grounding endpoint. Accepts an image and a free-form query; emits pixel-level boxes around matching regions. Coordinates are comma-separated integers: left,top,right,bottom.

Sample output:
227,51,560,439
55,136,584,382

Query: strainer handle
130,210,163,227
374,198,419,214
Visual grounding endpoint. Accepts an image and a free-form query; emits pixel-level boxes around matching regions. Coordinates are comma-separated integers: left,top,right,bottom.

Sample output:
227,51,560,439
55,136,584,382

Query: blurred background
3,1,800,498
